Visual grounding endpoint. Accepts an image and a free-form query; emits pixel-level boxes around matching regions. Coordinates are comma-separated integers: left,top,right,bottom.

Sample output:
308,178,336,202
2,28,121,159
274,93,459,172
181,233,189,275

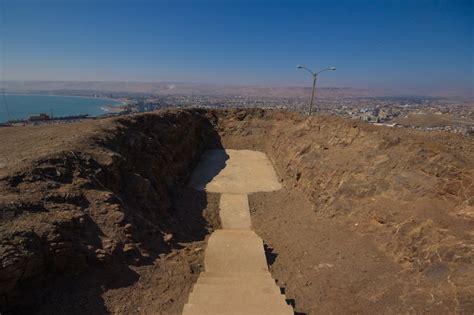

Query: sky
0,0,472,96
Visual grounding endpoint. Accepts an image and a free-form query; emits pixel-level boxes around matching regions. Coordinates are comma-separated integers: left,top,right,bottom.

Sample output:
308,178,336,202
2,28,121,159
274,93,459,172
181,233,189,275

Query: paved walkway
183,150,292,315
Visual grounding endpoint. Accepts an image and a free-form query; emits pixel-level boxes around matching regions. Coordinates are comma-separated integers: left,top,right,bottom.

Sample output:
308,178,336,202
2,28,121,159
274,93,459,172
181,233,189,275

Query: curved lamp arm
296,65,316,76
316,67,337,75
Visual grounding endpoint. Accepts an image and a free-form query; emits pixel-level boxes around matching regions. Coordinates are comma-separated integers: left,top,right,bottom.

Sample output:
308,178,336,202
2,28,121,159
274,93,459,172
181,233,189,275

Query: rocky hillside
0,108,472,314
0,110,221,313
214,109,473,313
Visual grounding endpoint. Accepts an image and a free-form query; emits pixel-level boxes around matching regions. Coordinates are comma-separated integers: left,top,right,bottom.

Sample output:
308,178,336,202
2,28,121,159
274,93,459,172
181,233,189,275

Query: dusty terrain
216,109,474,314
392,111,474,128
1,108,473,314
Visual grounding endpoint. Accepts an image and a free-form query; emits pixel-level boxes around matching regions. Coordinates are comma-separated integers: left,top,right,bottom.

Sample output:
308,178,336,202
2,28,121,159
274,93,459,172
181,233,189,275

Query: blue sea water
0,94,120,123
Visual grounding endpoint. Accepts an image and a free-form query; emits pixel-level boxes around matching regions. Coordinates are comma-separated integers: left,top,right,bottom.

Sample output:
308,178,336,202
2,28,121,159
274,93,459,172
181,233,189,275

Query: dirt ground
250,189,466,314
1,108,473,314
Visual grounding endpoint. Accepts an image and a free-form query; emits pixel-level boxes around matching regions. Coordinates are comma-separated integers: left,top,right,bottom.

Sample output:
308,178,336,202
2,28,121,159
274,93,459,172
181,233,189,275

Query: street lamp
297,65,336,115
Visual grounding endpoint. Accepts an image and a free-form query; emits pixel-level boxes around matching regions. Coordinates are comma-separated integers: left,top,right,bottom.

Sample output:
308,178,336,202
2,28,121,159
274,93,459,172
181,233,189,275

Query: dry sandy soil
0,108,473,314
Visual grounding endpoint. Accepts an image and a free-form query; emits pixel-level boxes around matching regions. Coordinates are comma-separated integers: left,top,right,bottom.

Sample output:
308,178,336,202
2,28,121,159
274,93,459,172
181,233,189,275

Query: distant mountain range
0,80,374,98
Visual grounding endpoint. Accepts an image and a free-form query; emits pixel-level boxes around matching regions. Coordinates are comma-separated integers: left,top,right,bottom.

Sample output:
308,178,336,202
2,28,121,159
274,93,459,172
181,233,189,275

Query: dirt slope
213,109,473,314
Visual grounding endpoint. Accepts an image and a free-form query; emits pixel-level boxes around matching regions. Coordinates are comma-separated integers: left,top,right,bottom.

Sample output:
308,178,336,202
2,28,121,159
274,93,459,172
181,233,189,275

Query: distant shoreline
0,94,125,123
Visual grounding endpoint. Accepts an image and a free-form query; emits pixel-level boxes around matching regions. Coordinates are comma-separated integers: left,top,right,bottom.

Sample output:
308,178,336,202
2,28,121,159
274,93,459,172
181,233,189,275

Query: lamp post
297,65,336,115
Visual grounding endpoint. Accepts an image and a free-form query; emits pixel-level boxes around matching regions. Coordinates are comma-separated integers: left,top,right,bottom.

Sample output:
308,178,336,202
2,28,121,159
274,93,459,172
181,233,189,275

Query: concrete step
188,290,287,306
182,302,294,315
197,275,277,287
205,230,268,274
212,228,263,235
187,298,289,311
190,283,282,295
198,272,273,279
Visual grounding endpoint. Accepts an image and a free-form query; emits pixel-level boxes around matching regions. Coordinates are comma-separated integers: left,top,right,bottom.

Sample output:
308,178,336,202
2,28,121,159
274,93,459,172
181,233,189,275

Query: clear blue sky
1,0,472,96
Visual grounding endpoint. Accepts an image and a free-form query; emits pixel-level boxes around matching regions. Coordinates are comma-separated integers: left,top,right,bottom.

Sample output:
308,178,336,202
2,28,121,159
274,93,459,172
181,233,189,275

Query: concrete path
219,194,251,230
188,149,282,194
183,150,292,315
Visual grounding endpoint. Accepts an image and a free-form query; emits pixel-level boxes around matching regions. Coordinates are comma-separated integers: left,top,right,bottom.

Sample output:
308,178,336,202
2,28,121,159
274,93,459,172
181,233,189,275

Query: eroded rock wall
0,110,217,306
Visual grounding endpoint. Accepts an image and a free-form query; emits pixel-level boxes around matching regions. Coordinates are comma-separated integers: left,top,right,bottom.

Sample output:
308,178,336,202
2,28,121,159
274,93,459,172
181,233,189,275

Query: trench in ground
2,109,471,314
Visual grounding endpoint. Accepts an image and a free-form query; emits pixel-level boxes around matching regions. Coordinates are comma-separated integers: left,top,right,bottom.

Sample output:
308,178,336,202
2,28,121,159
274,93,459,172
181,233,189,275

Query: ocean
0,94,120,123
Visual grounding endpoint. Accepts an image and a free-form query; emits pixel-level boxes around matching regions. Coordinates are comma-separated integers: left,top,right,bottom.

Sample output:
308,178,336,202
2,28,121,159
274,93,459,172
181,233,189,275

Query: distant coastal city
0,83,472,135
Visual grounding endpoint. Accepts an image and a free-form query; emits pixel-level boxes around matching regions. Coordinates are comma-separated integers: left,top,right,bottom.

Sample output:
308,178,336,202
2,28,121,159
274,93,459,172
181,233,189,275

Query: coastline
0,94,126,123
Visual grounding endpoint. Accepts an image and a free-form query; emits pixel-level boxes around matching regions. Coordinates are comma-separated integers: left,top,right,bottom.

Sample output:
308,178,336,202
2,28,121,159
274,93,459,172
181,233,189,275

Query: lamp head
297,65,303,68
330,67,336,70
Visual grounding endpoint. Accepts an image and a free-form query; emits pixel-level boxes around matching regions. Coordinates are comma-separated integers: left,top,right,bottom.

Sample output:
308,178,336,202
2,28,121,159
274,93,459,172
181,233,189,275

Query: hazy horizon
1,79,472,99
1,0,472,97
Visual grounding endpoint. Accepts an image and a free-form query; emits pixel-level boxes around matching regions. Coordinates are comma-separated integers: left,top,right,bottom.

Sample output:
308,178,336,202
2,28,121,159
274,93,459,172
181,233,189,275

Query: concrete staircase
182,195,293,315
184,150,292,315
